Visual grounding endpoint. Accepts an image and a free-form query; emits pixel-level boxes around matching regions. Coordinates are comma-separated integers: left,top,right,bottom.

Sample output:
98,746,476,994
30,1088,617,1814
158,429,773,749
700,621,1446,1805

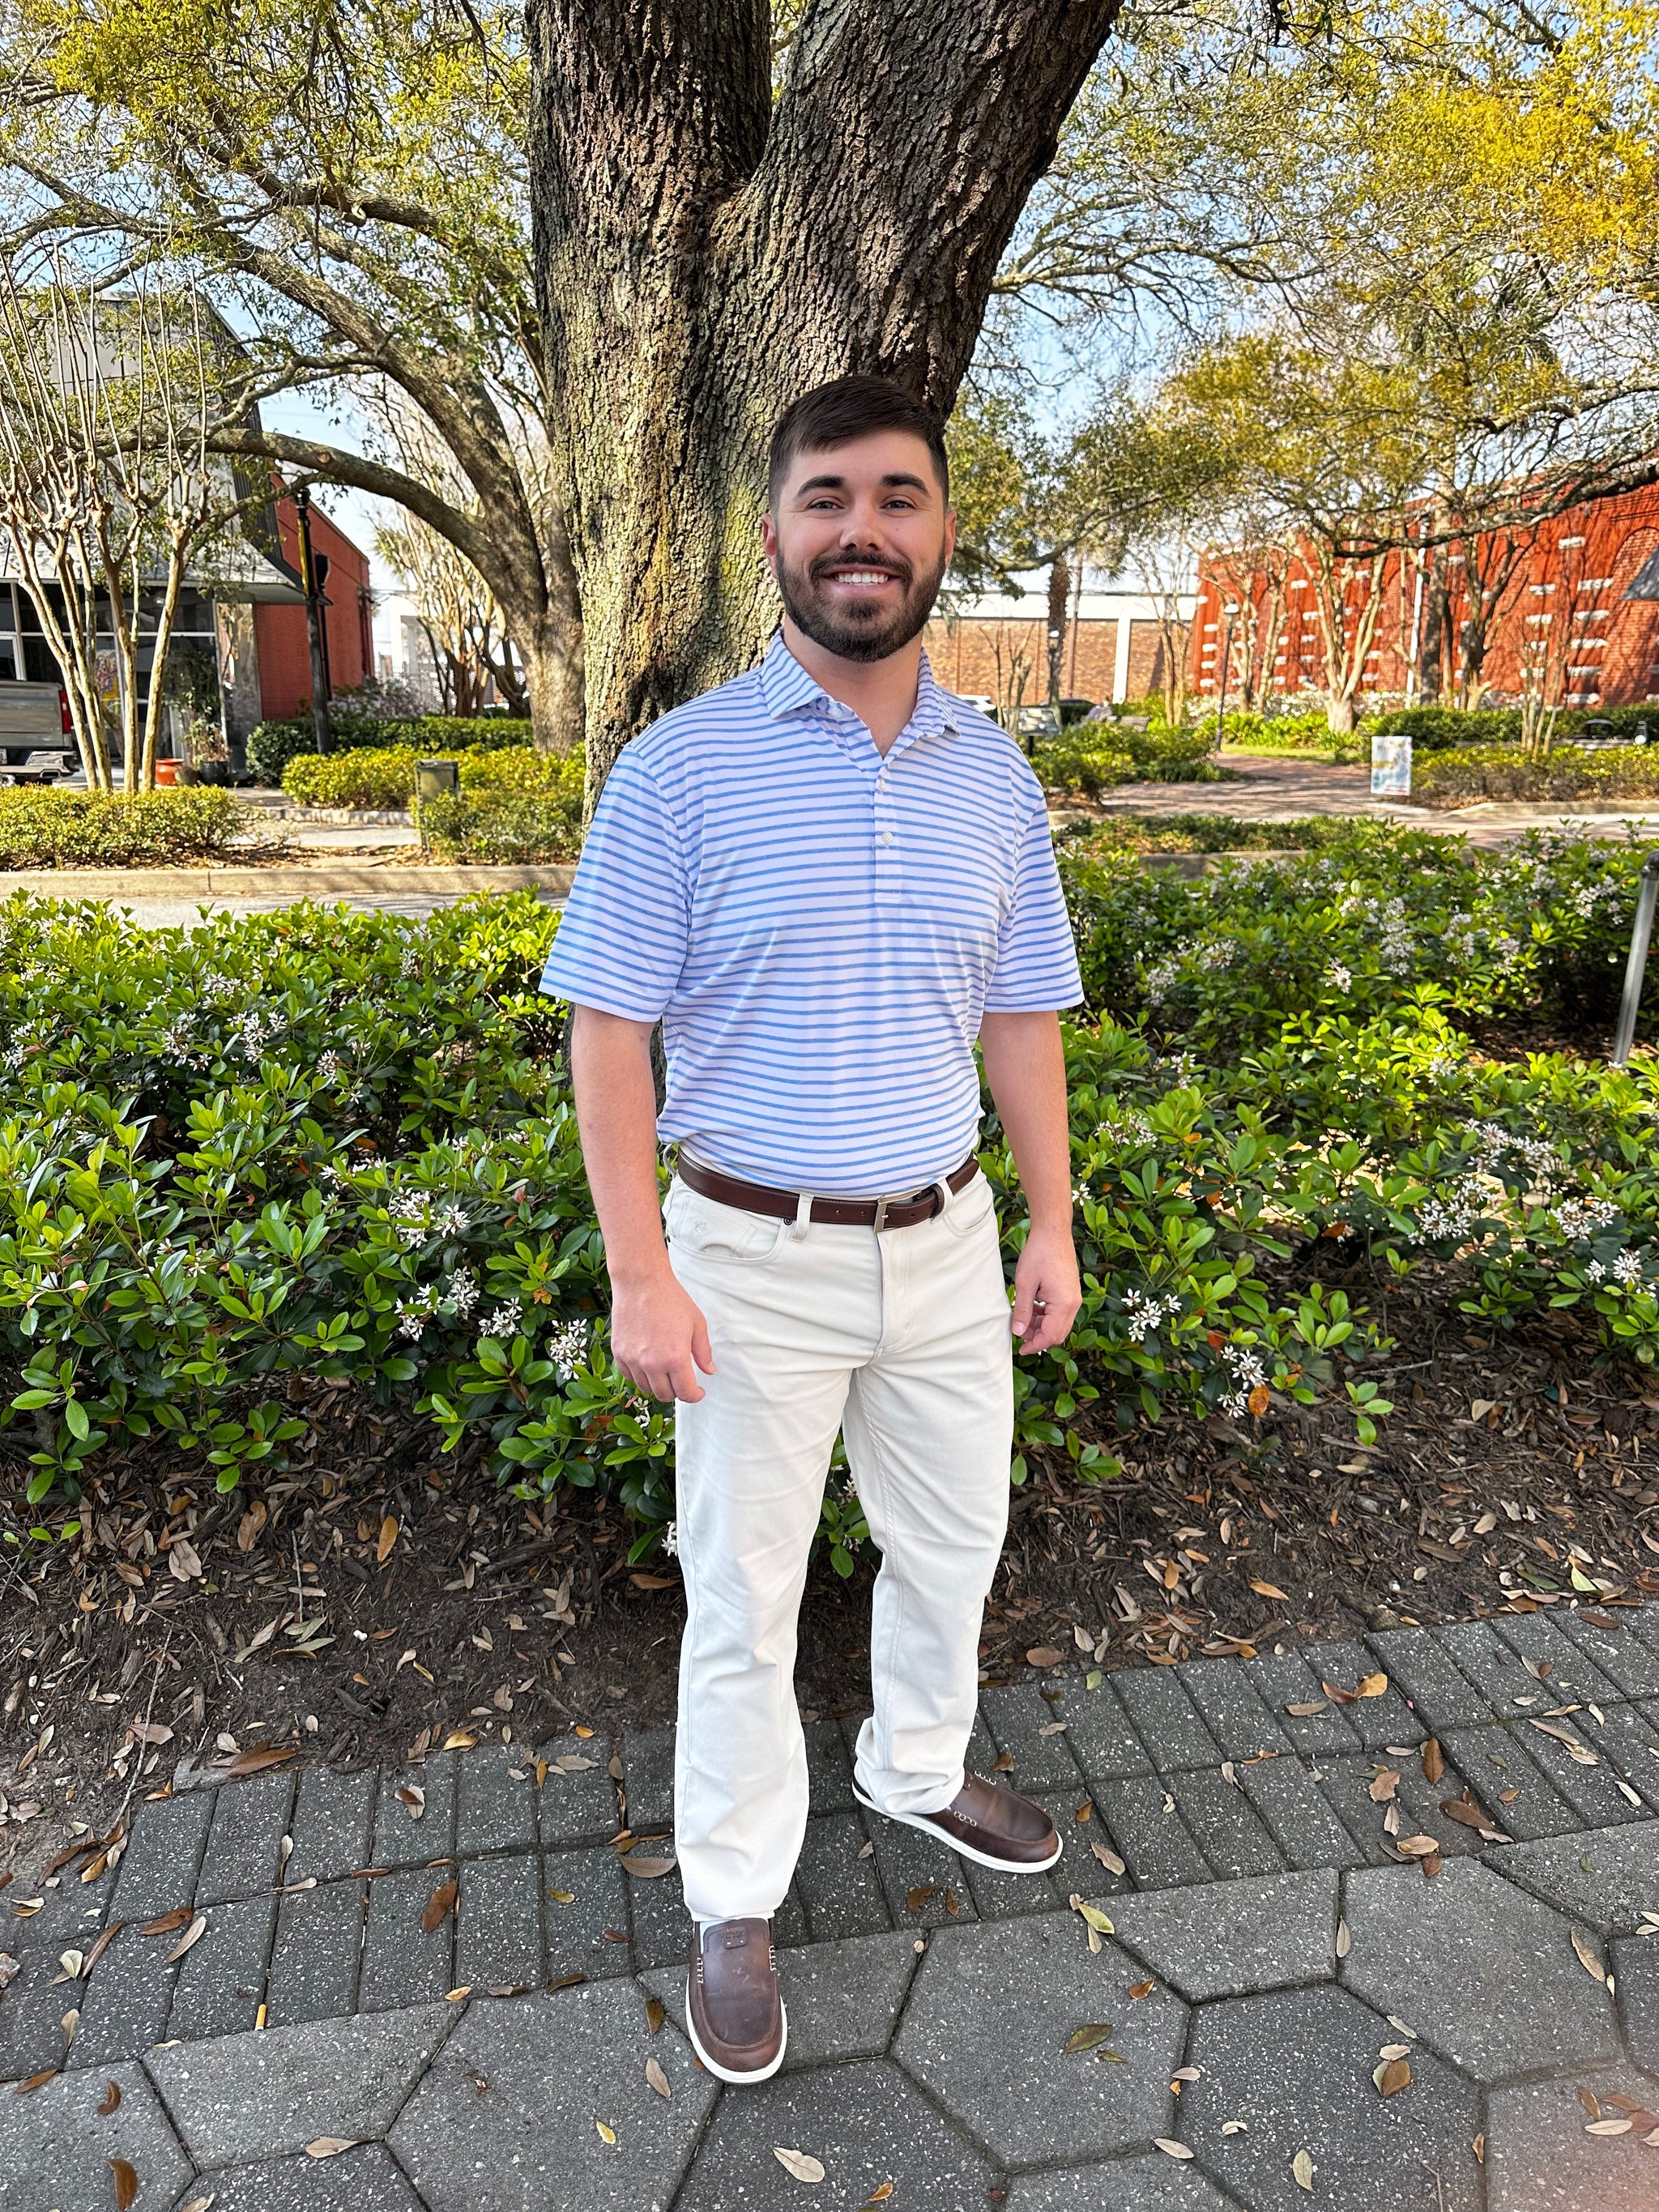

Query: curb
0,863,576,900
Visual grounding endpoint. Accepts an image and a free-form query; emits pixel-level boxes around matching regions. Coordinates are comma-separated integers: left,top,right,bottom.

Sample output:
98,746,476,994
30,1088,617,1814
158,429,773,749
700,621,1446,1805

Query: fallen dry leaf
109,2157,139,2210
1585,2117,1634,2135
1025,1646,1063,1668
992,1752,1015,1773
1375,2057,1412,2097
595,2120,616,2146
645,1995,666,2034
377,1515,399,1564
1065,2024,1117,2052
444,1731,478,1751
1286,1699,1328,1717
1368,1770,1401,1804
1154,2139,1194,2161
224,1747,295,1778
97,2079,122,2115
141,1908,191,1937
1249,1579,1291,1602
164,1916,207,1964
645,2056,671,2099
168,1536,203,1583
906,1885,937,1916
630,1573,675,1590
395,1785,425,1819
1571,1931,1607,1983
421,1882,458,1935
1335,1917,1351,1959
1128,1979,1155,2001
1292,2149,1316,2193
1356,1673,1388,1698
1091,1842,1127,1876
1395,1835,1439,1858
305,2137,358,2158
1421,1739,1445,1785
774,2147,825,2182
13,2069,57,2095
866,2186,895,2206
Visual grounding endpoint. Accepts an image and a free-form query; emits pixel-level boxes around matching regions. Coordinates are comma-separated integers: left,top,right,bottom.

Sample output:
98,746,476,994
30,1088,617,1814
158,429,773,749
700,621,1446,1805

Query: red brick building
926,586,1195,713
252,495,375,719
1191,482,1659,714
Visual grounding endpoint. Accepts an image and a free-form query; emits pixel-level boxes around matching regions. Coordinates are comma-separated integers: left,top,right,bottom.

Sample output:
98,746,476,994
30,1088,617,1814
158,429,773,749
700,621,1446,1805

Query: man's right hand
609,1270,717,1403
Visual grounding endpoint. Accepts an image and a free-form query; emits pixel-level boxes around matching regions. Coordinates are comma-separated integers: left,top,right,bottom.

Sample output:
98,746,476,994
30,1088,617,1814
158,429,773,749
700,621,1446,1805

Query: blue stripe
540,636,1081,1192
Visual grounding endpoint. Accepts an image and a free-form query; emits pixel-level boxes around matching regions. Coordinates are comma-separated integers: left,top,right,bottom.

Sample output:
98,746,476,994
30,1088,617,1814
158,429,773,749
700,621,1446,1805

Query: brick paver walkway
3,1610,1658,2209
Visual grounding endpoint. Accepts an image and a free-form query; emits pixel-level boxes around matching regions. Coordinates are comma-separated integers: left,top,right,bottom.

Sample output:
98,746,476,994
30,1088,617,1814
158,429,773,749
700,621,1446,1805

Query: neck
779,616,923,754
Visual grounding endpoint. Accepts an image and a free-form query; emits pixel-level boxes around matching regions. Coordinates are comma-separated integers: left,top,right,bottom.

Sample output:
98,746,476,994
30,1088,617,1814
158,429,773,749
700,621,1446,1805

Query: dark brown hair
767,374,949,510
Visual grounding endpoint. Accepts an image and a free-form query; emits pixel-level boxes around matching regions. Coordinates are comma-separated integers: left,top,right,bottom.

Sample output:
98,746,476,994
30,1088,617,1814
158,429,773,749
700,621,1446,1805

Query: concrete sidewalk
3,1607,1657,2209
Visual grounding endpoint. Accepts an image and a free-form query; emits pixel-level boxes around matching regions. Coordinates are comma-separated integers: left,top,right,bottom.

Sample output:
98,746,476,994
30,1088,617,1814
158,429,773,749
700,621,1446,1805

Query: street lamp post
292,485,331,756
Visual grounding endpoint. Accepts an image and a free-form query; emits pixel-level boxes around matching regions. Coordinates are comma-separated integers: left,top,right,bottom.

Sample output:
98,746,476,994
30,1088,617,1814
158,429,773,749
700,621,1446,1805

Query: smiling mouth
821,568,902,590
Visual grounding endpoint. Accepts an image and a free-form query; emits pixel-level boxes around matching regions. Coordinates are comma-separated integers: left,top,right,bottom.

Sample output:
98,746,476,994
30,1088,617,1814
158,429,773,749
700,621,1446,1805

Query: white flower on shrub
1196,940,1234,970
1612,1250,1645,1287
447,1266,480,1317
548,1318,586,1376
480,1296,522,1338
395,1285,440,1339
1123,1287,1181,1343
1551,1197,1619,1238
1144,959,1183,1004
433,1200,468,1236
314,1051,345,1084
1328,962,1352,991
387,1191,429,1247
1585,1259,1606,1281
661,1522,679,1558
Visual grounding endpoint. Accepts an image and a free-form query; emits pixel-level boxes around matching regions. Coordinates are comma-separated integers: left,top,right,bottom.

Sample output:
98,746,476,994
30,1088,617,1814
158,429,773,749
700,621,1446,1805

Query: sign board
1371,731,1412,797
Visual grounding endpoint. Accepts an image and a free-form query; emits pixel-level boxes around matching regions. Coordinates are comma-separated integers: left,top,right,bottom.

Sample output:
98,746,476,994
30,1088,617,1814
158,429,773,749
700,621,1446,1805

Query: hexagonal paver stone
1106,1869,1338,2001
197,1771,298,1906
1613,1934,1659,2076
1180,1984,1482,2212
1004,2154,1246,2211
642,1929,919,2069
893,1915,1186,2169
147,2001,453,2167
1341,1858,1618,2081
286,1766,377,1884
112,1790,216,1922
390,1980,715,2212
0,2058,191,2212
674,2055,994,2212
1485,2068,1659,2211
454,1745,539,1857
1499,1820,1659,1934
165,2143,427,2211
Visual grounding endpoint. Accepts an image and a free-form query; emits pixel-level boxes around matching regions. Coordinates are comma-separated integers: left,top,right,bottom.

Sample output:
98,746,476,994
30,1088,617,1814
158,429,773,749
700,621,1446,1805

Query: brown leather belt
676,1153,980,1231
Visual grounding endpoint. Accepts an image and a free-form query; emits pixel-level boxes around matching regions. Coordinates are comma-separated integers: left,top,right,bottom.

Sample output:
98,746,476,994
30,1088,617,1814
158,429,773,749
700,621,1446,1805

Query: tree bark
530,0,1123,797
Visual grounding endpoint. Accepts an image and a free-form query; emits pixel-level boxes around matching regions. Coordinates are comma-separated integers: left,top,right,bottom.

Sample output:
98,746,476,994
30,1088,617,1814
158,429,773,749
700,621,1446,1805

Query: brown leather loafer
686,1917,787,2084
855,1771,1063,1872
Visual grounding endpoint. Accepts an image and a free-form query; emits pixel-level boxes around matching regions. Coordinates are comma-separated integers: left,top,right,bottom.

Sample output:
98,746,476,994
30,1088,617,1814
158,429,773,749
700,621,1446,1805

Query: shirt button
881,831,894,846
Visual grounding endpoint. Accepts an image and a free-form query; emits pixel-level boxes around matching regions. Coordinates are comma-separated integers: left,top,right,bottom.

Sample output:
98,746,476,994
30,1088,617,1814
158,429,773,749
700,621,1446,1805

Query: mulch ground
3,1272,1655,1892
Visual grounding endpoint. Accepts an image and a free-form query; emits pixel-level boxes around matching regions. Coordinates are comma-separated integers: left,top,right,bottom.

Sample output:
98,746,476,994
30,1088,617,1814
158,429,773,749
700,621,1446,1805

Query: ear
942,505,957,568
760,508,779,581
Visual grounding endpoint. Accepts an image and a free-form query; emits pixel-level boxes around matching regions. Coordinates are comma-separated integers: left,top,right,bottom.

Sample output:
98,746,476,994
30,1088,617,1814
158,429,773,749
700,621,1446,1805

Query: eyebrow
793,471,933,497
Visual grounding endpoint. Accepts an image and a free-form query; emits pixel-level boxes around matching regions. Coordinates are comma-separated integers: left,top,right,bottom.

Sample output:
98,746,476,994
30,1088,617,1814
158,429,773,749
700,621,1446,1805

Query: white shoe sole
685,1993,788,2086
852,1784,1064,1873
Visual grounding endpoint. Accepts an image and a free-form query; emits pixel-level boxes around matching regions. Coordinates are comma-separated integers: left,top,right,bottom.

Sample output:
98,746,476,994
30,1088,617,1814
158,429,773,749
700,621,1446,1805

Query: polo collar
757,633,959,739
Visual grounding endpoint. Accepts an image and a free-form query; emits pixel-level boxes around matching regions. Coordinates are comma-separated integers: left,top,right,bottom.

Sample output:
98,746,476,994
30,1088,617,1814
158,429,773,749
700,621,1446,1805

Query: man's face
762,429,955,663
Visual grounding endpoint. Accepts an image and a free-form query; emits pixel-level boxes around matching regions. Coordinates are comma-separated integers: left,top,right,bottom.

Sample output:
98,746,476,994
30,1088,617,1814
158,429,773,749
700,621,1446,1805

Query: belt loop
791,1188,813,1241
932,1177,952,1220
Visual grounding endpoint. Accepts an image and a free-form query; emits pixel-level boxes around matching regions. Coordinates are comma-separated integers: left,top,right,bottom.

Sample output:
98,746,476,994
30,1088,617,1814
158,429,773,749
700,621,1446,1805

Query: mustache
807,550,915,588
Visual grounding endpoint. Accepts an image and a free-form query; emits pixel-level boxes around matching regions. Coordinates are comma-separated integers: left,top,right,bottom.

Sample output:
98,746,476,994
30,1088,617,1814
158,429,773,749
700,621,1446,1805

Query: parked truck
0,682,75,782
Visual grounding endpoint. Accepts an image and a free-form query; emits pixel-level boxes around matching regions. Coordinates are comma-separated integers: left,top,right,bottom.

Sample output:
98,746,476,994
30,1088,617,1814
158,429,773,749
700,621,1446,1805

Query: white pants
664,1167,1013,1925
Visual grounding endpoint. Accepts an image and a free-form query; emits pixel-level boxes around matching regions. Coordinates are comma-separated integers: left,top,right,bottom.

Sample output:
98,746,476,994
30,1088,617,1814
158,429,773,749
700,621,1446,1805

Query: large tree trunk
530,0,1122,800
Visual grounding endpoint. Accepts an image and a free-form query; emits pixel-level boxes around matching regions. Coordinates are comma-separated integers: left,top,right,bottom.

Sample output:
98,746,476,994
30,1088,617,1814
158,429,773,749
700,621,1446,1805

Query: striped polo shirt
540,634,1081,1195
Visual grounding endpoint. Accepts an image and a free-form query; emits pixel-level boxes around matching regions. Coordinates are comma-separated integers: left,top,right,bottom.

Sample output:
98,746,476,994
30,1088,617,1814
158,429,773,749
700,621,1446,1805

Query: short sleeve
539,750,689,1019
983,801,1084,1012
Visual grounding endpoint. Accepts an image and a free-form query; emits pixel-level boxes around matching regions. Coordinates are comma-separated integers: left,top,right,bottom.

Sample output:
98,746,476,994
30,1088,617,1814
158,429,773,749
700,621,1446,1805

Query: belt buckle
872,1196,891,1232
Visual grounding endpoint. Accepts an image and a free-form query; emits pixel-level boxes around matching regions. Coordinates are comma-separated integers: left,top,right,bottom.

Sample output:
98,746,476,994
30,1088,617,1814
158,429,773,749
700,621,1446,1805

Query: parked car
0,682,75,781
1014,697,1098,739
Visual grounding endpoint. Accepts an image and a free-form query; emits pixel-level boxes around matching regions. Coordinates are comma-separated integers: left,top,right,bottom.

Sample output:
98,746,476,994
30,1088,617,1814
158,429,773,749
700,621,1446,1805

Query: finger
642,1362,680,1403
690,1313,717,1376
665,1353,706,1403
1009,1285,1035,1337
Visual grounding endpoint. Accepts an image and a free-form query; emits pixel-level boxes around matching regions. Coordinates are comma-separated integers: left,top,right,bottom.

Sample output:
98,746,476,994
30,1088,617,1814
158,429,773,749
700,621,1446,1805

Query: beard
775,541,949,663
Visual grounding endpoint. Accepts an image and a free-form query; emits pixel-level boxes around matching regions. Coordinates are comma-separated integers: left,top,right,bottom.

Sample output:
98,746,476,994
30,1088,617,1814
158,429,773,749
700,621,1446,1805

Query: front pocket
666,1183,787,1264
941,1172,996,1238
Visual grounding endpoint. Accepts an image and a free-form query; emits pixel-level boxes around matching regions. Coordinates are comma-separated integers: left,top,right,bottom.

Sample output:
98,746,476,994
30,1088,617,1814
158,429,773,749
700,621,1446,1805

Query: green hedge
281,743,581,810
1031,717,1228,795
1414,744,1659,806
418,789,583,863
0,786,249,868
2,824,1656,1566
249,714,535,785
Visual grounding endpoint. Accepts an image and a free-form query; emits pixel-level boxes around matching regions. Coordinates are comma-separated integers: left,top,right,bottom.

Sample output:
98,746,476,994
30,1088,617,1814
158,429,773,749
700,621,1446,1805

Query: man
542,373,1083,2085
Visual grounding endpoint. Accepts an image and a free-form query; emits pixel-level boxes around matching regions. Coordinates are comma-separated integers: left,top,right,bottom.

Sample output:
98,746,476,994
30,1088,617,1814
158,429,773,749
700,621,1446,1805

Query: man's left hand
1009,1223,1081,1355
